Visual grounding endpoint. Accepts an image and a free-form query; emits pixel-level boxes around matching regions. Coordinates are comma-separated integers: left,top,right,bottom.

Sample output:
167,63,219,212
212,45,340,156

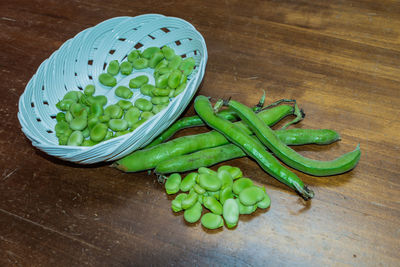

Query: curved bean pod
194,95,314,200
227,99,361,176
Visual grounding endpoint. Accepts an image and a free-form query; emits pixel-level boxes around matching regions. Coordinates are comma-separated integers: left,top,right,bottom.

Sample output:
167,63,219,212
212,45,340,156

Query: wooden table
1,0,399,266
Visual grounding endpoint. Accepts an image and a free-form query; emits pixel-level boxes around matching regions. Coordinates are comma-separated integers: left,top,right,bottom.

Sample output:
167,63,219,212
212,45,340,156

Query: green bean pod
115,105,296,172
194,95,314,200
227,100,361,176
154,128,341,174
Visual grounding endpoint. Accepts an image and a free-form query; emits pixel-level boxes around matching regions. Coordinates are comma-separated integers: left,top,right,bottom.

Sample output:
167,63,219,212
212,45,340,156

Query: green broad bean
87,115,99,130
132,58,148,69
67,130,84,146
217,169,233,188
198,167,217,176
257,193,271,209
180,172,198,192
81,138,99,146
219,186,234,205
140,84,155,96
90,102,103,117
165,173,181,195
69,115,88,131
56,112,66,122
55,121,71,137
198,173,221,192
84,85,95,96
203,196,223,215
149,51,164,68
115,86,133,99
168,55,182,70
222,198,239,228
168,69,182,89
129,75,149,89
82,127,90,138
171,193,187,212
69,103,87,118
56,99,75,111
124,106,141,127
181,190,198,210
193,184,206,195
218,166,242,180
201,213,224,230
232,178,253,195
104,130,114,141
104,104,123,119
235,198,257,215
152,103,168,114
152,88,170,97
107,60,120,76
173,82,187,97
120,61,133,75
90,123,108,142
87,95,108,106
179,57,196,76
108,119,128,132
142,47,161,59
63,91,80,102
127,50,140,62
140,111,154,121
184,202,202,223
239,186,265,206
99,73,117,87
58,135,69,145
155,73,170,89
117,100,133,110
151,96,169,105
157,67,172,77
155,59,169,72
161,46,175,60
133,98,152,112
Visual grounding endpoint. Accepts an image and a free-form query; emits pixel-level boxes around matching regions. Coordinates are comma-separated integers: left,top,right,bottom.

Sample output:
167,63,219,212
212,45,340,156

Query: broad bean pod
194,95,314,200
154,128,341,173
227,99,361,176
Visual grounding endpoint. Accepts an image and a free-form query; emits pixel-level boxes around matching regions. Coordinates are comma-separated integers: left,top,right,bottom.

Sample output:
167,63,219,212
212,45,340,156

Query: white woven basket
18,15,208,164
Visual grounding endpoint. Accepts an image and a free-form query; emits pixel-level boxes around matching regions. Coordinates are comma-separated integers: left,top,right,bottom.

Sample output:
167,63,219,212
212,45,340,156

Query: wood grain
1,0,399,266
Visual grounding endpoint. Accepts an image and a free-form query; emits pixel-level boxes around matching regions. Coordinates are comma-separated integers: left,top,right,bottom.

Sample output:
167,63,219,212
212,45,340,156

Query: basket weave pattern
18,15,208,164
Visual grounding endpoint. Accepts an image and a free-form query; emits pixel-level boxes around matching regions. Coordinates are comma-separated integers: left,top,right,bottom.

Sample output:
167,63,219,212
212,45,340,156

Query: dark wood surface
1,0,399,266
